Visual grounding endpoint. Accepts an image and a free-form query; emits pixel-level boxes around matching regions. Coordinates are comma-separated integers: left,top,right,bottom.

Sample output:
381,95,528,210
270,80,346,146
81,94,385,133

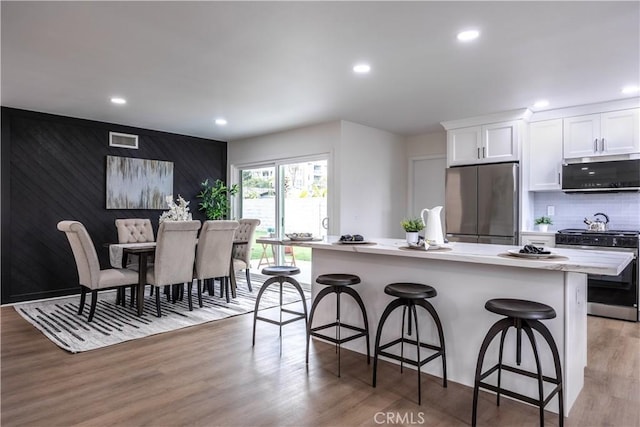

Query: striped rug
14,274,310,353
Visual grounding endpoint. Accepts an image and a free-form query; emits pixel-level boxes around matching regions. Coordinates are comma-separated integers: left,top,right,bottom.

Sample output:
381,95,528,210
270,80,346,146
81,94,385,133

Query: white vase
406,231,420,245
421,206,444,244
537,224,549,232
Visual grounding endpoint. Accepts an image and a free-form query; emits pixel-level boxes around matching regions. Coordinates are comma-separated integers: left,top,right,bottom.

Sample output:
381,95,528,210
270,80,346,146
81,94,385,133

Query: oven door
556,245,638,321
588,258,636,303
588,254,638,321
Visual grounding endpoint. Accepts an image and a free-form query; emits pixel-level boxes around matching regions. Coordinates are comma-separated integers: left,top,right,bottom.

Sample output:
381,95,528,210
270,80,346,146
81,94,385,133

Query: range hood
562,159,640,193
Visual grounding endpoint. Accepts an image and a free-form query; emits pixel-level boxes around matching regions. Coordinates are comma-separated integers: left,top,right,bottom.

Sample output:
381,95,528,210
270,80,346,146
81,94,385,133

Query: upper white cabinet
563,108,639,158
447,126,481,165
447,120,520,166
528,119,563,191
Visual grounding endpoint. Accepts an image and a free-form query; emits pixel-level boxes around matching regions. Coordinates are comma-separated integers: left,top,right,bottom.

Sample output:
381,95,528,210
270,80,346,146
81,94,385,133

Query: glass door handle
322,217,329,230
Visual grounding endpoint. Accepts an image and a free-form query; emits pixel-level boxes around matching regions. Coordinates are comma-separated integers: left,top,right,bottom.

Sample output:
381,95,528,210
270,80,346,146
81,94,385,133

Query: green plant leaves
197,179,239,220
401,217,425,232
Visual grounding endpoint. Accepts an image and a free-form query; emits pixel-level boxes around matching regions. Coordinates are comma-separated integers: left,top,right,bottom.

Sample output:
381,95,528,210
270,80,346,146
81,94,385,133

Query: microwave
562,159,640,192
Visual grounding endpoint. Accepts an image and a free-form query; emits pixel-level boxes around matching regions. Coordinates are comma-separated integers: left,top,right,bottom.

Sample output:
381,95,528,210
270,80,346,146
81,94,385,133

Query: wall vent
109,132,139,149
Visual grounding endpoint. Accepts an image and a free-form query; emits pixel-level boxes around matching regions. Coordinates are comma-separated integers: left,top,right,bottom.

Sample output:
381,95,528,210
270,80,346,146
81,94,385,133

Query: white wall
228,120,408,239
406,131,446,157
227,121,341,165
339,121,406,238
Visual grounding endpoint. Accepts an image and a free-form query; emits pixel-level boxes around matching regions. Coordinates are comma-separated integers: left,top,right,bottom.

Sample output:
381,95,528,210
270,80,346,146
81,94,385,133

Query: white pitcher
421,206,444,244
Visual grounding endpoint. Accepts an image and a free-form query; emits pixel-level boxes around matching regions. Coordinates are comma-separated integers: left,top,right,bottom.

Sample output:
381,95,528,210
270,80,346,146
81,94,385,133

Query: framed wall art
106,155,173,209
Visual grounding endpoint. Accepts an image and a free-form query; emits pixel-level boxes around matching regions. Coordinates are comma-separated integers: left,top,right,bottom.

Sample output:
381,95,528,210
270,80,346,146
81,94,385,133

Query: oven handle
555,244,638,257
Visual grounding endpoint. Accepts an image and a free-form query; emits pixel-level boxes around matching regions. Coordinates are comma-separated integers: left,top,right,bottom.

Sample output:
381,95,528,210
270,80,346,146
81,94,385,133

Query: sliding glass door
237,156,328,282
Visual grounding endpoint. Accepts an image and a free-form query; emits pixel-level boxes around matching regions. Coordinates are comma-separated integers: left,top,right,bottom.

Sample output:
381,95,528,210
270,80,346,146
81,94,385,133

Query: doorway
409,156,446,233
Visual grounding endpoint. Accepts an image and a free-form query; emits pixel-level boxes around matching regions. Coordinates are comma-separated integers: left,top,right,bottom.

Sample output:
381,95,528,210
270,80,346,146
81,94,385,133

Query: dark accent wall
1,107,227,304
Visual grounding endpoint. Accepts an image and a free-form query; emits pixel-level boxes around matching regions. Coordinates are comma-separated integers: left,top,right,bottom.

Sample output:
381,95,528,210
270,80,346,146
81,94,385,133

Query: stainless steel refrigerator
445,162,519,245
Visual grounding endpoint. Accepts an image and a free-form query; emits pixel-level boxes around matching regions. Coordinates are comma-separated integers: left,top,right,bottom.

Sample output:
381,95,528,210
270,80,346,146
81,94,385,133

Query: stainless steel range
556,229,639,322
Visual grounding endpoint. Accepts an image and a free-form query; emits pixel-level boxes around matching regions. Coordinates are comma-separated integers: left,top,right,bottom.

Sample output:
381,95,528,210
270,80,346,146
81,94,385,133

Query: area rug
14,274,310,353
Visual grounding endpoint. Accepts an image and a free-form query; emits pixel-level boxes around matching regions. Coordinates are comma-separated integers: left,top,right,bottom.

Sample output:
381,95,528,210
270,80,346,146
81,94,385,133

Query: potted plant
197,179,239,220
401,217,425,245
534,216,553,232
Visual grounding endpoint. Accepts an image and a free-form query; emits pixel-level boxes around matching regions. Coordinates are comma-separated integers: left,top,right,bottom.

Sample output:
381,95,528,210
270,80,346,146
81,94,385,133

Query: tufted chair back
147,220,201,287
115,218,155,243
233,218,261,265
231,218,261,292
195,220,239,280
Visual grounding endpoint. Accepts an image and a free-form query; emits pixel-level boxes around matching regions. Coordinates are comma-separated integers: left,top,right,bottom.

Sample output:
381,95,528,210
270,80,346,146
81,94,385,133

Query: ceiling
2,1,639,142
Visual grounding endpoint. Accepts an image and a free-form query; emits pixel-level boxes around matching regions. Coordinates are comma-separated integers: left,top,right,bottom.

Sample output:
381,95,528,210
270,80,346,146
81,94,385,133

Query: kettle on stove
421,206,445,244
584,212,609,232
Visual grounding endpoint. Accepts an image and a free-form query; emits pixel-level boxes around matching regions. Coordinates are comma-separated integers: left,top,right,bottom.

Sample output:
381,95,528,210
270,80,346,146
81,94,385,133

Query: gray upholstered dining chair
194,220,240,306
145,220,201,317
115,218,155,267
57,220,139,322
232,218,261,292
115,218,155,301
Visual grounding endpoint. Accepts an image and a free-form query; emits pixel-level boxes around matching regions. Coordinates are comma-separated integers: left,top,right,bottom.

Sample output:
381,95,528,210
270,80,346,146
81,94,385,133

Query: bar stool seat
385,283,437,299
472,298,564,427
252,265,308,347
306,273,370,377
485,298,557,320
373,282,447,405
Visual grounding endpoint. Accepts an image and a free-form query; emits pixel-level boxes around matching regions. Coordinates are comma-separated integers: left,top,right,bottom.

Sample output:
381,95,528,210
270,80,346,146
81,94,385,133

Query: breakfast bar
298,238,634,416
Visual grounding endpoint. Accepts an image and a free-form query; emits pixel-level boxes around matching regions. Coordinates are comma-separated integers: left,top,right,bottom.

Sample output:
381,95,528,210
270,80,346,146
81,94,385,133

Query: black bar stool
252,266,308,347
372,283,447,405
306,273,370,377
471,298,564,427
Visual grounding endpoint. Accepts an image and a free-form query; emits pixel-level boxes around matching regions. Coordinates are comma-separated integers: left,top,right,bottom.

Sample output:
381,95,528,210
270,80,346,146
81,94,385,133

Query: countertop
292,237,633,276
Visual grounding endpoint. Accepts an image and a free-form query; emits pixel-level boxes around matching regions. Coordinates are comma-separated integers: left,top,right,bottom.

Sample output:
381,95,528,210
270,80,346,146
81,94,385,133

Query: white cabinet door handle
600,138,605,152
594,138,598,152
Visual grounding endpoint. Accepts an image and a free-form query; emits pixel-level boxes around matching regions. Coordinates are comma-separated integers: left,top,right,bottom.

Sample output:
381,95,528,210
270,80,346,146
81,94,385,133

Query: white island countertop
295,237,632,276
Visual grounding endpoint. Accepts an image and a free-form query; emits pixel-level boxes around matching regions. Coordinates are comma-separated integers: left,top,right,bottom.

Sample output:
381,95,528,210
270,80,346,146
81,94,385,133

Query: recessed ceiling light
215,118,227,126
533,100,550,108
110,97,126,105
621,85,639,95
457,30,480,42
353,64,371,74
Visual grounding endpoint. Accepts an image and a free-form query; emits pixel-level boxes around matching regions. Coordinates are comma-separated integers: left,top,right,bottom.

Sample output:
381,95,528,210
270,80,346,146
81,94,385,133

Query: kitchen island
297,238,633,415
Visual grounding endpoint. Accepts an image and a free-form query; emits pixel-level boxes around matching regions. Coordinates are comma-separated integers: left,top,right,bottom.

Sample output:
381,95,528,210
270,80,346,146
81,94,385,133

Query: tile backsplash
533,192,640,231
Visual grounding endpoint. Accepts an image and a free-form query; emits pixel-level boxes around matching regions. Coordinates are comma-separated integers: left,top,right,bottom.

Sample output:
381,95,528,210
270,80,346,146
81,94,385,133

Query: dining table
109,240,248,316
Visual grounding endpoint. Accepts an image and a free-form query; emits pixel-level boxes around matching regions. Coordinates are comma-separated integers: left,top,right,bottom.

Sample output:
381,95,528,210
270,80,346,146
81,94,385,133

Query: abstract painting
106,156,173,209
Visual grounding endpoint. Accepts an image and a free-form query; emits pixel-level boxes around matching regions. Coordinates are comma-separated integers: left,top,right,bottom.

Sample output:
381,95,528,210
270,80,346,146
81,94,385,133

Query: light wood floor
1,304,638,426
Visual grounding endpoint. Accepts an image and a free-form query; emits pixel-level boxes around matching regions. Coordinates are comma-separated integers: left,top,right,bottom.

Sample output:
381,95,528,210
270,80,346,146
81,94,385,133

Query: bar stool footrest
310,322,367,334
480,363,561,385
379,337,444,359
378,335,445,368
281,308,306,317
255,314,306,326
477,363,563,408
310,322,368,345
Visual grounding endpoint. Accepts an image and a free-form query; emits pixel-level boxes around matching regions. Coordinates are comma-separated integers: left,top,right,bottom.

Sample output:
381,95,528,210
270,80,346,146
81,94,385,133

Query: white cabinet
563,108,639,158
520,232,556,248
528,119,563,191
448,120,520,166
447,126,481,165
